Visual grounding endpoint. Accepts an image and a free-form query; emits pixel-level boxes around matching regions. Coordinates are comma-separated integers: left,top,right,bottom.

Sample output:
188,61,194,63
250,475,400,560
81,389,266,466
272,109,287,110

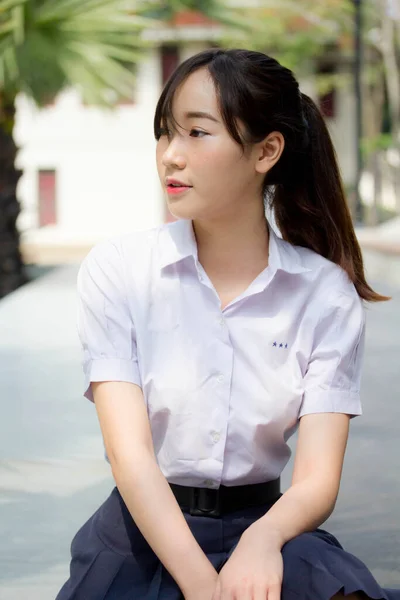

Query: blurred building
15,11,357,264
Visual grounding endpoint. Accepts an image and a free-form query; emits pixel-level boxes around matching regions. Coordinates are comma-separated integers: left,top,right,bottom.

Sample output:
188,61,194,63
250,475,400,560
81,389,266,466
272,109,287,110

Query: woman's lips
166,185,192,195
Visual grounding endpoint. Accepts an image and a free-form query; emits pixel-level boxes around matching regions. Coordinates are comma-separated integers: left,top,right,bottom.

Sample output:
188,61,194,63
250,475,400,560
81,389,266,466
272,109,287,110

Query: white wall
15,49,164,238
180,42,209,62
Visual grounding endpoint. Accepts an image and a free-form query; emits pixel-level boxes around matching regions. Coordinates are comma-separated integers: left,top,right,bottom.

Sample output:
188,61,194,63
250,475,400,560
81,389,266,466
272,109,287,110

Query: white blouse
77,218,366,488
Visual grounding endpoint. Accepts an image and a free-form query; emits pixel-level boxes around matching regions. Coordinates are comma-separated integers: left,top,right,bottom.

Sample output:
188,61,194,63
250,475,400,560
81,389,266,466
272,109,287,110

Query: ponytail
270,93,389,303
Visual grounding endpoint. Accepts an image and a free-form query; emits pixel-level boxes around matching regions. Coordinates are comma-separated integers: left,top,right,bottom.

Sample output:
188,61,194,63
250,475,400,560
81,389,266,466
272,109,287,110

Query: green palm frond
0,0,163,106
0,0,26,41
0,0,27,12
0,0,248,107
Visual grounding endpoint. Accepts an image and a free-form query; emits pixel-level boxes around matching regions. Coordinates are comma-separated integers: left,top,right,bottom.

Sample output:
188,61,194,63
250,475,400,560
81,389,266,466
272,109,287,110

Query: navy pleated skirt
56,487,399,600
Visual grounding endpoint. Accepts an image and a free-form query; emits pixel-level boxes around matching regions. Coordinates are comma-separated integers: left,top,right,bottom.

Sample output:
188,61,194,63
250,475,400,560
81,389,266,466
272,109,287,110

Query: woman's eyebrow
184,111,220,123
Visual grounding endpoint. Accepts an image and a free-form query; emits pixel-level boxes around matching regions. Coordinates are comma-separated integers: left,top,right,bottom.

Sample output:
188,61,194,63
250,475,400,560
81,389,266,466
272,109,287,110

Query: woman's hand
212,522,284,600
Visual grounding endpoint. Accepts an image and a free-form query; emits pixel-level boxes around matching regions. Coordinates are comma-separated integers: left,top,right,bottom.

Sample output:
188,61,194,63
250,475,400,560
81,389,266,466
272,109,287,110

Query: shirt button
211,431,221,443
218,317,225,326
216,374,224,383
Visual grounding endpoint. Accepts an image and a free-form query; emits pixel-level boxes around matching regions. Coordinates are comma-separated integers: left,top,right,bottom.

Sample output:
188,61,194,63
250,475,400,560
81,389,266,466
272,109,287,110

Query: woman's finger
252,586,268,600
232,587,252,600
265,582,281,600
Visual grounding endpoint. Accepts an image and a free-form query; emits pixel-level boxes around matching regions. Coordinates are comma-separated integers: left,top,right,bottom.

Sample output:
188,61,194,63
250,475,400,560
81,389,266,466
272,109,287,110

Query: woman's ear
255,132,285,174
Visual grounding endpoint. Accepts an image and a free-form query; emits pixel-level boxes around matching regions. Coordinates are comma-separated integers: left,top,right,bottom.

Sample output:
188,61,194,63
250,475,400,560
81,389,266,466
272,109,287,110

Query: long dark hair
154,48,388,302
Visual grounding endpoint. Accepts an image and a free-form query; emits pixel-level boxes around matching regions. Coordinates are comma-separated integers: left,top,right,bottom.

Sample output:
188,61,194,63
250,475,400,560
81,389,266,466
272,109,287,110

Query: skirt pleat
280,529,393,600
56,487,400,600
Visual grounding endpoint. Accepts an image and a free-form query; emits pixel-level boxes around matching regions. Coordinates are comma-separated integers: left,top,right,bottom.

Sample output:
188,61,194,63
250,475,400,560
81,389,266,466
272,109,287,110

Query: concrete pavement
0,252,399,599
355,216,400,255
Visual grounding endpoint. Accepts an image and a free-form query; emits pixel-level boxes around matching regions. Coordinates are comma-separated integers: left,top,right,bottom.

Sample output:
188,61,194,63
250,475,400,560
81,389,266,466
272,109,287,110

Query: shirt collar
158,218,311,275
267,225,312,275
158,219,198,270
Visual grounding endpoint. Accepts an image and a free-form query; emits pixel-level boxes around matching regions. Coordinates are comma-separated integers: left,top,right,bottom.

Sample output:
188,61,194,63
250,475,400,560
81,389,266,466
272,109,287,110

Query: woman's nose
162,138,186,169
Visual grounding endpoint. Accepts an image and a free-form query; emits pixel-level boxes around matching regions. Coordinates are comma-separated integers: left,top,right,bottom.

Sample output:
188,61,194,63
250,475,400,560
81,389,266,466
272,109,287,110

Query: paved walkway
0,252,399,599
355,216,400,255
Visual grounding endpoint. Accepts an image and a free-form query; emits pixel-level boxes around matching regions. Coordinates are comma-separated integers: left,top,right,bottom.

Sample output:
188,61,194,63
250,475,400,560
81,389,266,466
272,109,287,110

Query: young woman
56,48,399,600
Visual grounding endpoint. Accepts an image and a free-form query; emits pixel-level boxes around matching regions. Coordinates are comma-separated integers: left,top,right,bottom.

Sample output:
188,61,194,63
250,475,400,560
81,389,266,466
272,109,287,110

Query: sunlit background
0,1,399,598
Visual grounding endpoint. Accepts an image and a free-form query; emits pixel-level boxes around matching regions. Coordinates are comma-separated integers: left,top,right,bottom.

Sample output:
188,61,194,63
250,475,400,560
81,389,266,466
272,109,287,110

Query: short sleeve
77,240,142,402
299,286,366,419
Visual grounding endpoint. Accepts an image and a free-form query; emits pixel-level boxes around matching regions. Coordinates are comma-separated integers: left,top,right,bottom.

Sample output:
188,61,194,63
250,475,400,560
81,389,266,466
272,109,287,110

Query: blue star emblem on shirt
273,342,277,347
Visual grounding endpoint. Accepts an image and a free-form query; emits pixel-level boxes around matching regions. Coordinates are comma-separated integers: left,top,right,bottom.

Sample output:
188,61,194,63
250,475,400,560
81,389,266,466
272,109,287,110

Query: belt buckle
189,486,221,518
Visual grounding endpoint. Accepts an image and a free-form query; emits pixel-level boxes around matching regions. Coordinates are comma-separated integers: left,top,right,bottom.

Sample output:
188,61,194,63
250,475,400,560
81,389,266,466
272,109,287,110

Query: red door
38,170,57,227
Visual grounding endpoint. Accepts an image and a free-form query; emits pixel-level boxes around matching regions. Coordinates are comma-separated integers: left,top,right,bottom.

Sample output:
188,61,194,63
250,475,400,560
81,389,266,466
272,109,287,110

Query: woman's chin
166,198,203,221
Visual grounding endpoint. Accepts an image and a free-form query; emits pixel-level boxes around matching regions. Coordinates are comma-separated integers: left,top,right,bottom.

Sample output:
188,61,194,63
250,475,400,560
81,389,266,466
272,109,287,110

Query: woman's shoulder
82,222,176,267
281,236,360,300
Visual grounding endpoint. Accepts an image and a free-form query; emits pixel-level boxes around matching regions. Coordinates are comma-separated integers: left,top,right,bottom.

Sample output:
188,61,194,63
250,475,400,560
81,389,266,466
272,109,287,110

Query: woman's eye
190,129,207,138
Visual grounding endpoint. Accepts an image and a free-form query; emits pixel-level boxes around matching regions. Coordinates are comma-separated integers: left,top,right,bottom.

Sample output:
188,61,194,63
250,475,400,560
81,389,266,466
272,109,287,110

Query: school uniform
56,218,399,600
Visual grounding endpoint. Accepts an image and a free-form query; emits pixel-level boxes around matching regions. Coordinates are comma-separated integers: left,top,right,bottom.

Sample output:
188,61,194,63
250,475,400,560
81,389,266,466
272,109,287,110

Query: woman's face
156,67,271,223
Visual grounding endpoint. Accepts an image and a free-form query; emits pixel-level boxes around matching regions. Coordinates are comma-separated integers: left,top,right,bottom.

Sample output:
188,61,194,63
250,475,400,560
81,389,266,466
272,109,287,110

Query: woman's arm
252,285,364,549
93,381,218,598
247,412,350,549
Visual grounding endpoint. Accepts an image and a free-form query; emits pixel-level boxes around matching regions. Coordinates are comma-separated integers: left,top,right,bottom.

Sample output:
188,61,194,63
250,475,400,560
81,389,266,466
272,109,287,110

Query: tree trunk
363,46,384,141
0,94,28,299
367,150,381,226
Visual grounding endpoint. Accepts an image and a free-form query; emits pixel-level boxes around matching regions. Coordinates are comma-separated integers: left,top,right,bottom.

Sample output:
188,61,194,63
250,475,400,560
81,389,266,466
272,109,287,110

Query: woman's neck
193,210,270,274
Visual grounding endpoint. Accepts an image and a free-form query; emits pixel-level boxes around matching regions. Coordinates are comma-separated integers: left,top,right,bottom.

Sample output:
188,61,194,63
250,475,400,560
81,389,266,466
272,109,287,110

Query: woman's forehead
170,69,220,121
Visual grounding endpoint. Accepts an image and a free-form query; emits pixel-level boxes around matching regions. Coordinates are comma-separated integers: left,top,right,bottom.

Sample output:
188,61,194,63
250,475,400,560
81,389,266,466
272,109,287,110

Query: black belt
170,478,281,518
